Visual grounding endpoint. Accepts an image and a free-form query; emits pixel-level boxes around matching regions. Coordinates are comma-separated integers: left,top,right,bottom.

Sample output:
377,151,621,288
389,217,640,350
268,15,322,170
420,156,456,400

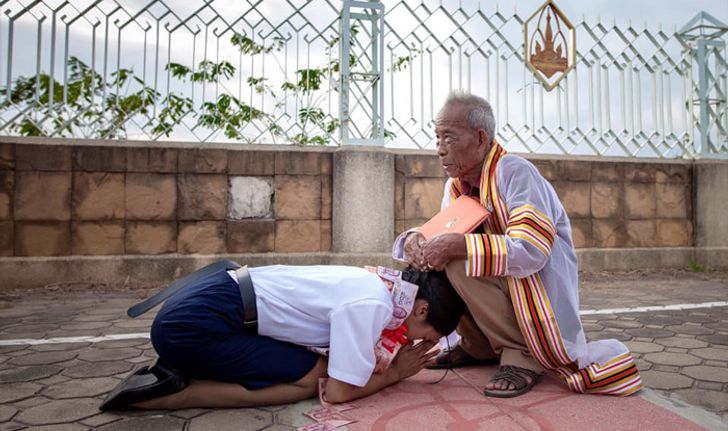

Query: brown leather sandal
482,365,544,398
425,344,499,370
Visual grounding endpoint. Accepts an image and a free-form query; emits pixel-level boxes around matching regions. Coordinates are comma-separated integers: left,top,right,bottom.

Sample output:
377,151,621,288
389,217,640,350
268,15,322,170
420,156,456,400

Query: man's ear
415,301,429,318
478,129,489,147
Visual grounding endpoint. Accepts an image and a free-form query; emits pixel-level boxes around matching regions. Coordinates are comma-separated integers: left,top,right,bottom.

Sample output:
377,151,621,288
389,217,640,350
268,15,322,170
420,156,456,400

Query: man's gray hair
445,91,496,143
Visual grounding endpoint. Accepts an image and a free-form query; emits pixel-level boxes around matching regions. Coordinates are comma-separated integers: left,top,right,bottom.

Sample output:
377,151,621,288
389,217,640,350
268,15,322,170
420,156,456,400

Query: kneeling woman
101,264,465,410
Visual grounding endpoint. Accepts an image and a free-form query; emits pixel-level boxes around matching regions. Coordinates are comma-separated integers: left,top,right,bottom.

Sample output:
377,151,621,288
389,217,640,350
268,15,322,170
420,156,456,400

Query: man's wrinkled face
434,102,489,181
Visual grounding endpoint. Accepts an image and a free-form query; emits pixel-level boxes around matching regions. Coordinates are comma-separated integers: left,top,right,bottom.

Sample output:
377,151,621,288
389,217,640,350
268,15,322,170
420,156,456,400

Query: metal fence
0,0,726,158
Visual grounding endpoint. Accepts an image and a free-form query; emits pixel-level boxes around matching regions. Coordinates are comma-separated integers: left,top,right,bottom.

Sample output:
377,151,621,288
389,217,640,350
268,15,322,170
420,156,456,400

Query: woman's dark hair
402,267,465,336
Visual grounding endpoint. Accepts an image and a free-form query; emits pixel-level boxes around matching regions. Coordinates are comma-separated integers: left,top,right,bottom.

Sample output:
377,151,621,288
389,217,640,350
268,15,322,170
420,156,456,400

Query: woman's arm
324,340,438,403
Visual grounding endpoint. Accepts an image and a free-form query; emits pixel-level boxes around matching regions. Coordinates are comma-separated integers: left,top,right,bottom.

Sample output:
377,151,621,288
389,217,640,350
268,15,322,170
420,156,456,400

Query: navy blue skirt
150,269,319,390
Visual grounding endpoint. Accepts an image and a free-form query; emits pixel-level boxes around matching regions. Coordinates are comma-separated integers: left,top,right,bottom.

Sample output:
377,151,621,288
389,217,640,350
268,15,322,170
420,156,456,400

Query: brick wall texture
394,155,693,249
0,142,693,256
1,143,333,256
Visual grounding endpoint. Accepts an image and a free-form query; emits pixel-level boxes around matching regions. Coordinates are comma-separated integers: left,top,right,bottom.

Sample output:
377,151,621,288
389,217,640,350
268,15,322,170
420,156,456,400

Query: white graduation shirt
233,265,393,387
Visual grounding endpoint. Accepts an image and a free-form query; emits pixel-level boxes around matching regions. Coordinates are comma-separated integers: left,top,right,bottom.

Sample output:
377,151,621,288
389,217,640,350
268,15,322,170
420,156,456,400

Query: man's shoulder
498,153,542,180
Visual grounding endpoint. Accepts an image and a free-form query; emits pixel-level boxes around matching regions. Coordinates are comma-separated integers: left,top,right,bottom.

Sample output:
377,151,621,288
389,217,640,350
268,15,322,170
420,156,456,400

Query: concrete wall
0,137,333,257
394,152,695,249
0,136,726,289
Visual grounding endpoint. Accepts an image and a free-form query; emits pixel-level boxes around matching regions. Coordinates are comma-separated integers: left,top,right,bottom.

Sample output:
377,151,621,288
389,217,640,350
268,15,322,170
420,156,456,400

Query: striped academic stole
450,142,642,396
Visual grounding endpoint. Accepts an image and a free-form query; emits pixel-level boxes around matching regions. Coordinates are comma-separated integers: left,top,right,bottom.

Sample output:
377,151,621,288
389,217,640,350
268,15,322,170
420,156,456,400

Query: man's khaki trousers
446,259,542,373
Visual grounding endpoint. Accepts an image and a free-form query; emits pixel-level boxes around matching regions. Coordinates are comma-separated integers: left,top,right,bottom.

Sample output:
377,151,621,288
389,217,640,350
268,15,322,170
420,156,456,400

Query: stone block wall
0,141,332,256
0,139,697,258
394,153,693,249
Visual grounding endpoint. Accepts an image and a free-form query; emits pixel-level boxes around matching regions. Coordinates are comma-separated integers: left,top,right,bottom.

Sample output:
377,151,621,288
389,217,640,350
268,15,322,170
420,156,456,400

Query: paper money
318,378,356,412
303,406,355,428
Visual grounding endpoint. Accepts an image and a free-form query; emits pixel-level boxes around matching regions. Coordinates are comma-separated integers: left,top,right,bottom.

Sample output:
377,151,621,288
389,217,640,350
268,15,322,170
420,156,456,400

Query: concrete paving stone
625,328,675,339
63,361,133,378
4,349,36,358
0,422,26,431
643,352,701,366
74,314,126,323
640,370,693,390
12,395,52,408
0,405,17,422
95,339,150,349
126,355,156,364
0,332,48,341
96,415,186,431
189,409,272,430
635,358,652,371
274,399,319,427
112,320,153,329
0,306,48,318
77,347,142,362
681,365,728,383
15,398,100,425
692,347,728,361
42,376,119,399
0,365,62,383
664,347,688,353
25,424,90,431
625,342,662,356
60,321,113,331
664,324,715,336
1,323,59,334
0,382,42,403
34,374,71,386
635,315,684,326
262,426,296,431
652,365,680,373
0,345,27,354
588,331,632,342
704,360,728,367
626,328,675,338
674,388,728,412
656,338,709,349
599,320,644,329
698,333,728,345
258,405,287,412
80,412,124,427
170,408,208,419
8,350,77,366
679,313,720,324
30,343,91,352
21,312,78,323
696,381,725,391
589,314,619,320
103,327,149,335
704,322,728,331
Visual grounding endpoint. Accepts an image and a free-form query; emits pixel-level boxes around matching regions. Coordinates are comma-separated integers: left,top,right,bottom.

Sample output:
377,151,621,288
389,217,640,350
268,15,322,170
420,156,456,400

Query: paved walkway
0,269,726,430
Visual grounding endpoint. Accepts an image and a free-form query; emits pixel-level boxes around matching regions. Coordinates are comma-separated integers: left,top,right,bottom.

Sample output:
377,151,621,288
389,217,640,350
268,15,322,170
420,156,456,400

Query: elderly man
393,92,642,398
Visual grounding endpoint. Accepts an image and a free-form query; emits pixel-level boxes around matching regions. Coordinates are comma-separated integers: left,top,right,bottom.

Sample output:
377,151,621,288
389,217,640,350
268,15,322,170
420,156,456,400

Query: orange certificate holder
419,195,490,240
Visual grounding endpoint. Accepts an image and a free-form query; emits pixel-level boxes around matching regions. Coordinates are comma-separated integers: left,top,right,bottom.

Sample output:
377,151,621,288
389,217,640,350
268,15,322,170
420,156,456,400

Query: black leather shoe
99,359,189,411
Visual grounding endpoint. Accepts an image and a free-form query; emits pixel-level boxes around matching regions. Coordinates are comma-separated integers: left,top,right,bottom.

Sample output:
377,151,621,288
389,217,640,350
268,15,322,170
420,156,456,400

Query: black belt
127,260,258,330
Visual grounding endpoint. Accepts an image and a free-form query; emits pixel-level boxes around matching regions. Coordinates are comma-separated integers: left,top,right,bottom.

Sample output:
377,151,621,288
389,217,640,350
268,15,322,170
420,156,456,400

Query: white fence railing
0,0,725,158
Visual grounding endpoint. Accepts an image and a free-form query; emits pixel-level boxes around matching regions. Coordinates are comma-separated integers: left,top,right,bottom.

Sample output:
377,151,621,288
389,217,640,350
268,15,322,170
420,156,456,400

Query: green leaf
296,68,323,92
165,62,191,79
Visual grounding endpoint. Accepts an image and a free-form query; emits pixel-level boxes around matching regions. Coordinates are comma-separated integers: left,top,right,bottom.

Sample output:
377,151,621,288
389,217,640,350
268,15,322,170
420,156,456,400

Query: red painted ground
344,367,702,431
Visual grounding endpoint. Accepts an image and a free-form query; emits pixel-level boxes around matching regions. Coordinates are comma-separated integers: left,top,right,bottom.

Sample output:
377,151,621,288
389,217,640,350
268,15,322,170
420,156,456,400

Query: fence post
339,0,385,146
678,12,728,159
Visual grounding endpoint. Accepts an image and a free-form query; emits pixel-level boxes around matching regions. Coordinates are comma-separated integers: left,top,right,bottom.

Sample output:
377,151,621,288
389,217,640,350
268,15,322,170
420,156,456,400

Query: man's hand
392,340,439,381
403,232,428,271
422,233,467,271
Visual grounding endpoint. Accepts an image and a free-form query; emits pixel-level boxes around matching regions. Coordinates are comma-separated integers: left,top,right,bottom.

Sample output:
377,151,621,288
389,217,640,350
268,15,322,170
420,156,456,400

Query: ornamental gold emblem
524,0,576,91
